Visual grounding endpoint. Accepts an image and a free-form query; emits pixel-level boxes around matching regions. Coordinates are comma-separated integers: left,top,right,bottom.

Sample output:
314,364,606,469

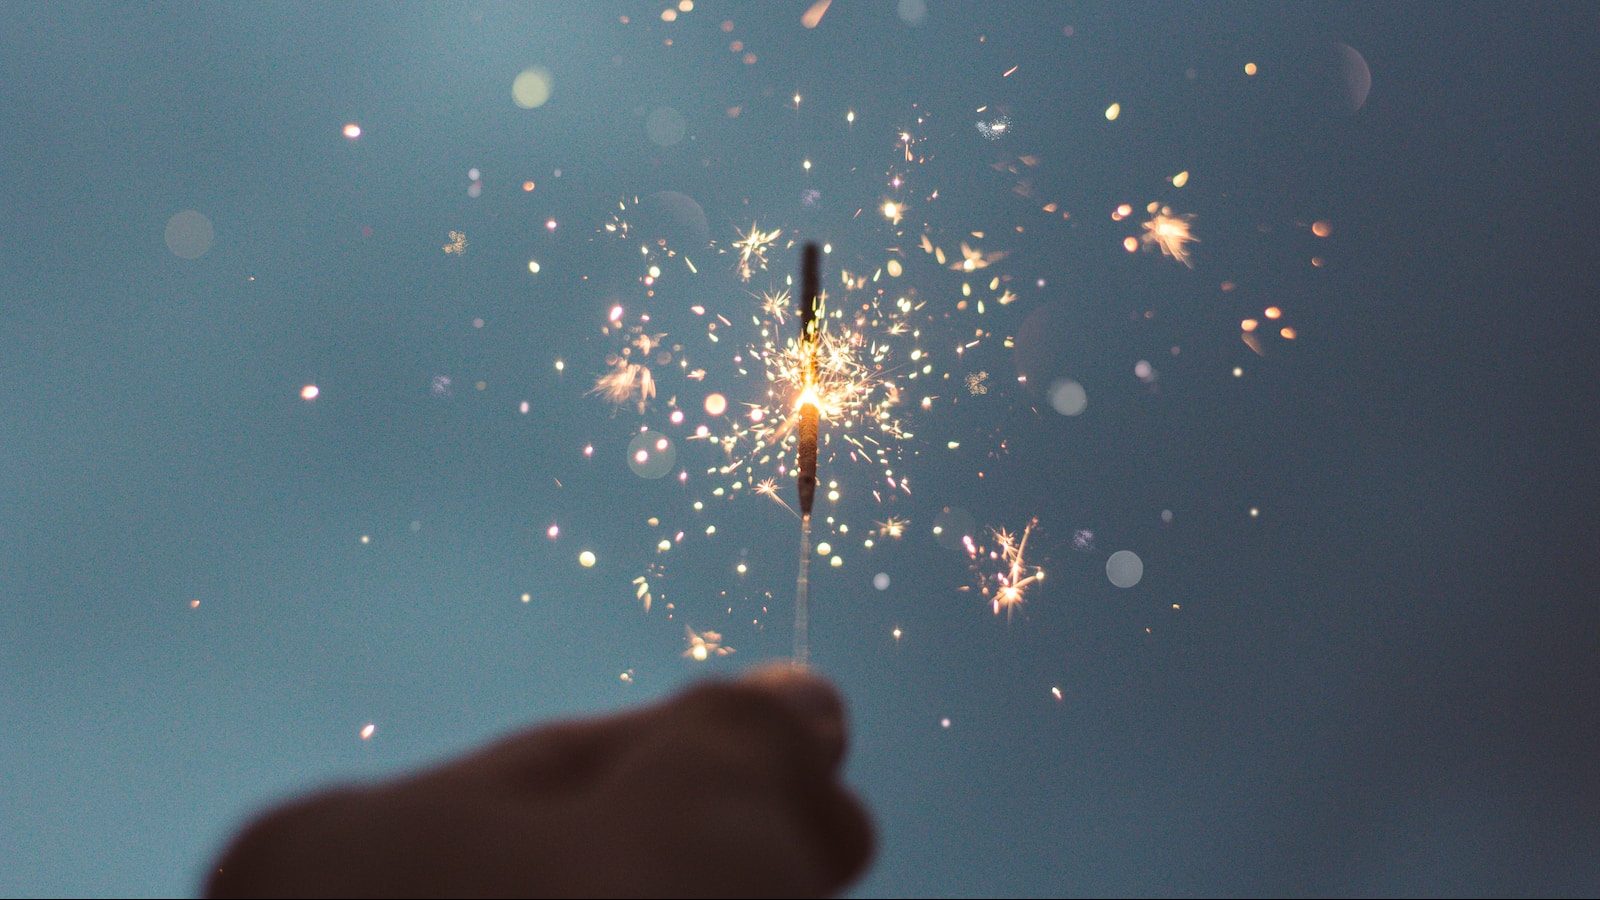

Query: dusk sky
3,3,1597,896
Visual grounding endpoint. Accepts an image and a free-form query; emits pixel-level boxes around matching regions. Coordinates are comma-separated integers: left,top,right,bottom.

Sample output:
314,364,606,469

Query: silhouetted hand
205,666,874,898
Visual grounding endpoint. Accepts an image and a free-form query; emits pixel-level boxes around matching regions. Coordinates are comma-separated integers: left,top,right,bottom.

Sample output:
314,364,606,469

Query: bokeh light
512,67,552,109
164,210,214,259
626,430,675,478
646,107,687,146
1106,550,1144,588
1048,379,1087,416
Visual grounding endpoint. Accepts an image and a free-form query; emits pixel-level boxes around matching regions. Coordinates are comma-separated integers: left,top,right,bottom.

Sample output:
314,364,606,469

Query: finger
452,668,848,792
797,784,877,894
596,769,873,899
656,662,851,775
452,704,668,791
741,664,848,770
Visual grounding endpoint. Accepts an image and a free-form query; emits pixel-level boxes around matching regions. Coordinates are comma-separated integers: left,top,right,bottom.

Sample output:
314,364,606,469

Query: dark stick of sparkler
795,243,822,665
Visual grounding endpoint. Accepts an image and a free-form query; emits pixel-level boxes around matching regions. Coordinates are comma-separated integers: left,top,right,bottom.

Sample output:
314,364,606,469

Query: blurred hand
206,666,874,898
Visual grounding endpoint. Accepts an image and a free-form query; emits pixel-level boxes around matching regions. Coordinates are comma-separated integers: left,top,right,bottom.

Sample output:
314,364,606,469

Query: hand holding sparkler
206,666,873,898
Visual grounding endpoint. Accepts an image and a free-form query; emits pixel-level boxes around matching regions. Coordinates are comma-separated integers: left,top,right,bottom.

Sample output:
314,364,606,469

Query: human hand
205,666,874,898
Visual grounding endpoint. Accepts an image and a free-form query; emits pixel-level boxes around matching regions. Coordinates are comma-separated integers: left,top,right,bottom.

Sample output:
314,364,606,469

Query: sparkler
795,243,823,665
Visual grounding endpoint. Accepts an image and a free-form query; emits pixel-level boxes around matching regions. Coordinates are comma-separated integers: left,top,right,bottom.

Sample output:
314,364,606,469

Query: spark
590,358,657,412
951,242,1007,272
976,115,1011,140
1140,207,1198,267
970,518,1045,617
684,626,733,660
632,575,653,613
800,0,831,29
755,477,797,516
761,289,791,323
732,223,782,282
876,517,909,539
590,330,667,412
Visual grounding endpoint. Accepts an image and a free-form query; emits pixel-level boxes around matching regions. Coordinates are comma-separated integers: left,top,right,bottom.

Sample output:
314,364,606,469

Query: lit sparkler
691,272,911,495
795,243,823,665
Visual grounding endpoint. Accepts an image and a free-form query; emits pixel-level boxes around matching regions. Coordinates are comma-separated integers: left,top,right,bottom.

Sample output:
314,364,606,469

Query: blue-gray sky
3,2,1597,896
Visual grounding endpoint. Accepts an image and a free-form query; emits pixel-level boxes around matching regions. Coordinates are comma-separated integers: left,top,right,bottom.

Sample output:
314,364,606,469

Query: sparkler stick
795,243,822,664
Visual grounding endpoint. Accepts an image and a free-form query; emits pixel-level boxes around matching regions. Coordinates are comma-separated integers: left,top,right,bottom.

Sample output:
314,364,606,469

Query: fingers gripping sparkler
795,243,823,665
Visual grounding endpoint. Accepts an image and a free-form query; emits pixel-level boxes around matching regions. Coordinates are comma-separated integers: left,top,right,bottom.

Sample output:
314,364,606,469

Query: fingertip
662,667,850,778
744,665,846,736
